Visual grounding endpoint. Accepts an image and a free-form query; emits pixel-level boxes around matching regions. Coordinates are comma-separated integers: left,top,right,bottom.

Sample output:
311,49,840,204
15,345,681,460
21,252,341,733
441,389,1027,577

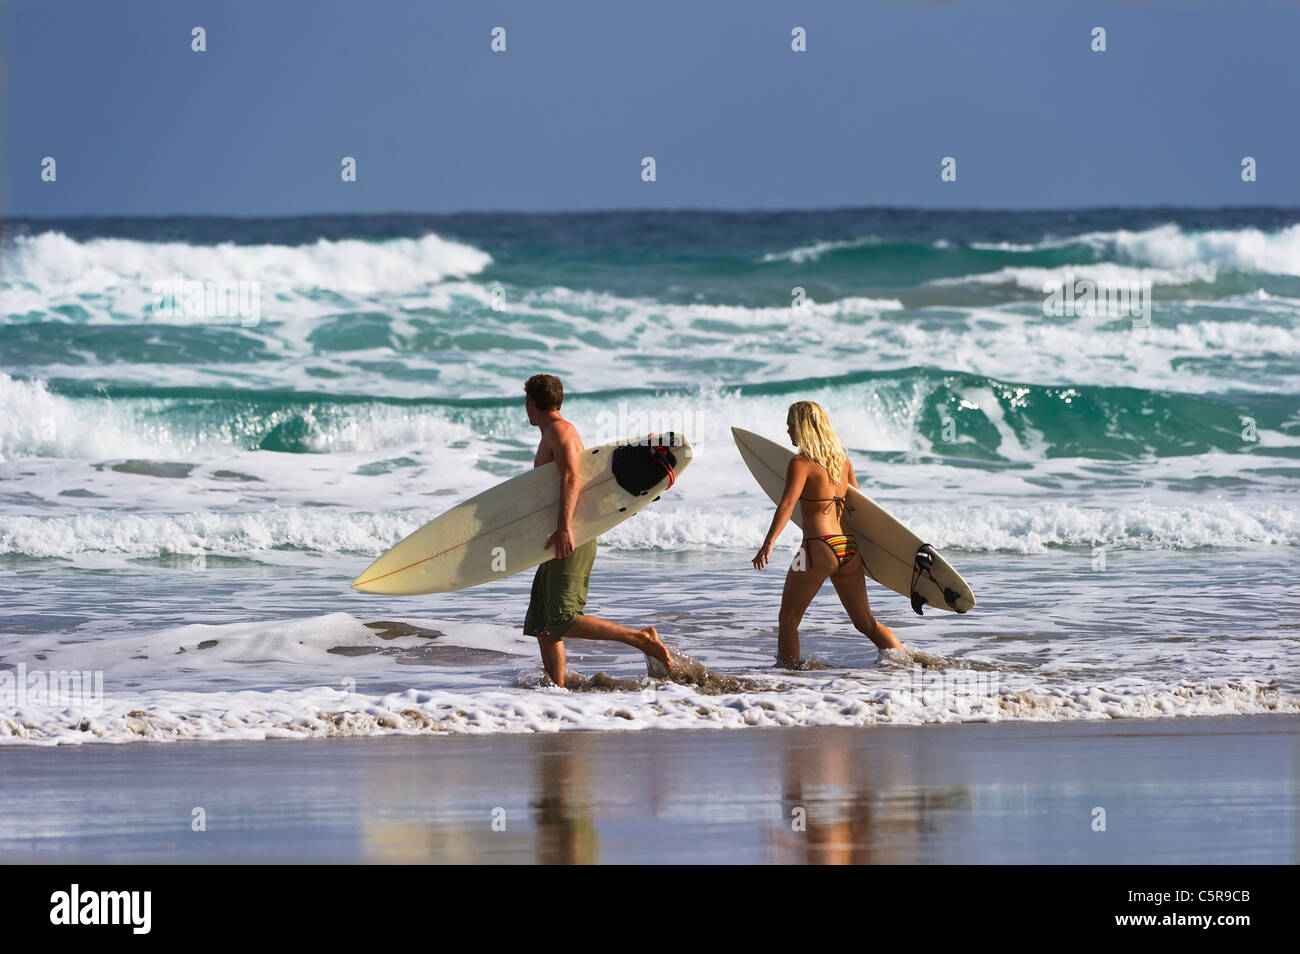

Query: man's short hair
525,373,564,411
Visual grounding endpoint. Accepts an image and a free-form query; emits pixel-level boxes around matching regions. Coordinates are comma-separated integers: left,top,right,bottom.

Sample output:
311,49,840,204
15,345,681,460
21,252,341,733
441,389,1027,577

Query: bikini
801,493,860,568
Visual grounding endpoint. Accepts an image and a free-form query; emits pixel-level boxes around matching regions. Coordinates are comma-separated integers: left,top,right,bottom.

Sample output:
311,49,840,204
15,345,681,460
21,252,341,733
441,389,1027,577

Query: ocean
2,207,1298,744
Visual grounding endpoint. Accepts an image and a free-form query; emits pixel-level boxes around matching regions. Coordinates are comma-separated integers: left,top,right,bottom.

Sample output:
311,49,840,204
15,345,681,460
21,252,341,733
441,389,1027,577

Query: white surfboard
732,427,974,615
352,433,691,595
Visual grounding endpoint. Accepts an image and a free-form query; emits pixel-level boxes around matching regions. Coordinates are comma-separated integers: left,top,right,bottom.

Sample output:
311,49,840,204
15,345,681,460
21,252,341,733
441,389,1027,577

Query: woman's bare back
795,454,851,537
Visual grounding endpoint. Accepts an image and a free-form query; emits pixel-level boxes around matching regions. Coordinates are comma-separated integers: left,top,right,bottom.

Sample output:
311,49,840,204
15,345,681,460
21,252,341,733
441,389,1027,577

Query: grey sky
5,0,1299,215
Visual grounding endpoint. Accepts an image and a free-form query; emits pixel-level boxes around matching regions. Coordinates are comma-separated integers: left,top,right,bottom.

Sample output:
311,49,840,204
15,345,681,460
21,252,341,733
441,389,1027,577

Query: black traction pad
612,432,681,496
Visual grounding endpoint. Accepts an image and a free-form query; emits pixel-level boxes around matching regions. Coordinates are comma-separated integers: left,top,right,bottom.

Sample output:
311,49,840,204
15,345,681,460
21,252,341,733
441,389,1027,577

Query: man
522,373,671,686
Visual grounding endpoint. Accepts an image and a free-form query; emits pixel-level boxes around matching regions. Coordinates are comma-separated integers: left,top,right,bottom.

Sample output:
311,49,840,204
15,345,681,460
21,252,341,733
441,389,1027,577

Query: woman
752,401,902,666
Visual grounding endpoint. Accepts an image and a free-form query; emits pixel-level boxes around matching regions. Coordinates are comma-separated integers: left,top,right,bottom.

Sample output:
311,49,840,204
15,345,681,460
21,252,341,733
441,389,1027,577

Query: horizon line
5,203,1300,222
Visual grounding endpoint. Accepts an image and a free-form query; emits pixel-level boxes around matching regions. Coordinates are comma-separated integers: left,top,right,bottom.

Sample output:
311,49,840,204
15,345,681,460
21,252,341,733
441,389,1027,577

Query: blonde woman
752,402,902,666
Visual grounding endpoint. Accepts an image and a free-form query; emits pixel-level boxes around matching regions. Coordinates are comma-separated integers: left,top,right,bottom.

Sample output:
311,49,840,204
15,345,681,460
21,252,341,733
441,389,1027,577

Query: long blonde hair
788,401,847,485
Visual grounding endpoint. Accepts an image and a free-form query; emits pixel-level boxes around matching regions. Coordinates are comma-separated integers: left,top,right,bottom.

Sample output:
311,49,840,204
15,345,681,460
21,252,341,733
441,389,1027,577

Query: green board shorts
523,538,597,640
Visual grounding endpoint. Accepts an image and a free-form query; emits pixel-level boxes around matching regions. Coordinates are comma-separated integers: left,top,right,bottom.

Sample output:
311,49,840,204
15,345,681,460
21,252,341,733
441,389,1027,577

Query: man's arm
544,422,581,559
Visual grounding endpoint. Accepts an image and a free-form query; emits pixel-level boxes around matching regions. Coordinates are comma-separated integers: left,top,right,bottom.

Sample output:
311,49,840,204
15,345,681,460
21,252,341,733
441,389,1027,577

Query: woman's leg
777,540,835,666
829,559,902,650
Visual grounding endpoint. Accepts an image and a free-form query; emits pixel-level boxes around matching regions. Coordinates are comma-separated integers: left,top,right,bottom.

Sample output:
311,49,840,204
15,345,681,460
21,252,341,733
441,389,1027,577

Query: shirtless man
522,373,671,686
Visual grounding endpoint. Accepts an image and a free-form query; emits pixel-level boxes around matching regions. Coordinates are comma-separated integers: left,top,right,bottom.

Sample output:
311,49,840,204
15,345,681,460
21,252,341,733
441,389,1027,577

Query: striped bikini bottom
806,533,859,569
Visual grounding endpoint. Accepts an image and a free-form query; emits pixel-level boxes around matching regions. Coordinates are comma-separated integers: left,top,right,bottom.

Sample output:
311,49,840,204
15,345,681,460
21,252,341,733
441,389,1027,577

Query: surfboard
352,433,691,595
731,427,974,615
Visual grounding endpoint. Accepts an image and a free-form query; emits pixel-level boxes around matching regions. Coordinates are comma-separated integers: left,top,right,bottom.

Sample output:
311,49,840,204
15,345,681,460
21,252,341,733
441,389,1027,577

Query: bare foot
638,625,672,674
775,655,827,671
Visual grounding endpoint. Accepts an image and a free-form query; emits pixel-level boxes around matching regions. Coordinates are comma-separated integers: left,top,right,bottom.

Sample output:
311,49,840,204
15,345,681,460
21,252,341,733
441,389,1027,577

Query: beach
0,715,1294,864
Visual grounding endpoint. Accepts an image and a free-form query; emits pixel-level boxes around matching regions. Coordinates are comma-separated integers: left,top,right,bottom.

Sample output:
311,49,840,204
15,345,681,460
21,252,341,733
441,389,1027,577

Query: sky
4,0,1300,216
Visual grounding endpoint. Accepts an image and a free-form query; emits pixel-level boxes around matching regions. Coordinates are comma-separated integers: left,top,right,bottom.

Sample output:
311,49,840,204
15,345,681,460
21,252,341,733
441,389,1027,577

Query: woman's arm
845,456,859,489
753,458,807,569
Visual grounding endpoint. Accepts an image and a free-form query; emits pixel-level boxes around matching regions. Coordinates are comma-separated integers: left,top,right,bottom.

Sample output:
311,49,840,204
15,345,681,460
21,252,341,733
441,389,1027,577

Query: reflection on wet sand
0,718,1286,863
327,718,1286,864
770,731,973,864
355,726,976,863
358,737,605,863
533,735,599,864
359,742,534,863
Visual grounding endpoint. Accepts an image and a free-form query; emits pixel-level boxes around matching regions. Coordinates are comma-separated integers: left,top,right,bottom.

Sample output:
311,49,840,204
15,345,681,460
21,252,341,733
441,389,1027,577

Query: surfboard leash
651,443,676,489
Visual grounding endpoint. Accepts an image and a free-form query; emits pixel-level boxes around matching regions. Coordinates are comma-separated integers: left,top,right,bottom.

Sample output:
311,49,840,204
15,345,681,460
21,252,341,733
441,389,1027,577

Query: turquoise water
1,209,1297,742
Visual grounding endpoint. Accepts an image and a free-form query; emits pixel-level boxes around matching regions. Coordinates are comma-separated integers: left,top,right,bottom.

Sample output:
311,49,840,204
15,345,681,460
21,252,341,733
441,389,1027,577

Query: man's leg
561,615,671,670
545,539,672,674
537,633,566,686
525,561,565,682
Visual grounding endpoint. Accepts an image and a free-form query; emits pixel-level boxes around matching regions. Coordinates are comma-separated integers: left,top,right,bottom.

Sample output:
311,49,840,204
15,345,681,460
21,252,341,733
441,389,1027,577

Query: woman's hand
752,541,773,570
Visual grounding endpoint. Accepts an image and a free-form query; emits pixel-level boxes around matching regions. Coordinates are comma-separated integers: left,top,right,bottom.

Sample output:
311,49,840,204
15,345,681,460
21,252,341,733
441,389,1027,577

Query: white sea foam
931,262,1217,290
1,230,492,300
2,496,1297,559
0,374,171,460
2,674,1292,745
1086,223,1300,276
20,304,1300,399
7,611,528,683
520,285,904,327
971,223,1300,276
767,224,1300,275
758,236,882,263
0,372,485,460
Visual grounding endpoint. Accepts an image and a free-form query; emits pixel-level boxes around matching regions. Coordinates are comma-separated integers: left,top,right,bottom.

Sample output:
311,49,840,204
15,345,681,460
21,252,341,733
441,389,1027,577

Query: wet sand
0,715,1295,863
